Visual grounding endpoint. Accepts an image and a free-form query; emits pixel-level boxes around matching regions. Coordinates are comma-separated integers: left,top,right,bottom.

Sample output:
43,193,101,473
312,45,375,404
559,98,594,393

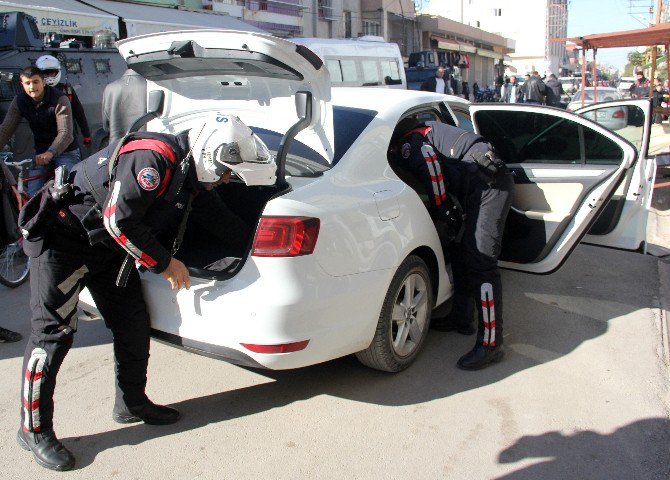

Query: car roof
330,87,468,113
580,87,617,91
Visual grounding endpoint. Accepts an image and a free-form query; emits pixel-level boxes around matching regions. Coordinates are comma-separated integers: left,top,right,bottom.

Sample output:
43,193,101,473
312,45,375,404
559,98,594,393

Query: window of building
344,11,352,38
362,20,380,37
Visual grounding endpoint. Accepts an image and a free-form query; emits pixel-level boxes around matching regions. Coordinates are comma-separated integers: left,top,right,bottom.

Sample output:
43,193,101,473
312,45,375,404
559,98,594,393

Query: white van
290,36,406,89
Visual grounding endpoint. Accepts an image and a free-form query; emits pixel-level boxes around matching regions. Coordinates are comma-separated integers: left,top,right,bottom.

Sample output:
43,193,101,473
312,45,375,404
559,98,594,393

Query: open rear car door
469,104,644,274
575,99,655,251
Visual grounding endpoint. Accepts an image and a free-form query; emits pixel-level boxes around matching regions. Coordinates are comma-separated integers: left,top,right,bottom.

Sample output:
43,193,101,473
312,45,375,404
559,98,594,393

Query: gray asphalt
0,188,668,479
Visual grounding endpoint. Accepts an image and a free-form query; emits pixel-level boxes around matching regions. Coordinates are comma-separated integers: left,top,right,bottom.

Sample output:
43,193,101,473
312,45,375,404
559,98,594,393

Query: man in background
0,66,76,197
523,71,547,104
102,69,148,147
544,74,565,107
420,66,453,95
501,76,523,103
36,55,91,152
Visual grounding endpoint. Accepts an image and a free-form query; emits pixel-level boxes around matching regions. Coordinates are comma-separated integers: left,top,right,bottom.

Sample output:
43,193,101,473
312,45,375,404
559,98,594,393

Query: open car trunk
174,181,286,280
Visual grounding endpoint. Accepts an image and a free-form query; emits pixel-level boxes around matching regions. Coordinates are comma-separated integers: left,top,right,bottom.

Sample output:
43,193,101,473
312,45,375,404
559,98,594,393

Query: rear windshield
253,105,376,177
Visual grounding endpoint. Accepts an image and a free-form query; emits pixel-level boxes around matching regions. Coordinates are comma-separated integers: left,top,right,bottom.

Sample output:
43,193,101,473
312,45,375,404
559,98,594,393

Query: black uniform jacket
68,132,193,273
399,121,489,208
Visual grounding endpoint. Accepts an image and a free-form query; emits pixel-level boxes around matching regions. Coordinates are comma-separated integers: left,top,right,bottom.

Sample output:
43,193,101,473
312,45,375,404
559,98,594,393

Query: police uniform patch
137,167,160,191
401,142,411,159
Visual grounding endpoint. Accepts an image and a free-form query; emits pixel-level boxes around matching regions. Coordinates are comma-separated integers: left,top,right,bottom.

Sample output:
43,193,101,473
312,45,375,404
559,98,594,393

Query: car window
325,59,343,83
579,104,647,153
252,106,376,176
473,110,623,165
450,108,474,132
361,60,380,85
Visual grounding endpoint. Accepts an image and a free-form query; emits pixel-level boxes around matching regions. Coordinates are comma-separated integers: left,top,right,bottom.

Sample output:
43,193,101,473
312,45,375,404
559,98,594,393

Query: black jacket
420,75,451,94
102,69,148,147
68,132,194,273
544,78,564,106
523,76,547,103
398,122,492,204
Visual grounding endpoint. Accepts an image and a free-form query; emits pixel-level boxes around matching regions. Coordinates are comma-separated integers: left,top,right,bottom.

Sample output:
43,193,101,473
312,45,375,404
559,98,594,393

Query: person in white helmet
15,114,274,471
0,65,77,197
35,55,91,150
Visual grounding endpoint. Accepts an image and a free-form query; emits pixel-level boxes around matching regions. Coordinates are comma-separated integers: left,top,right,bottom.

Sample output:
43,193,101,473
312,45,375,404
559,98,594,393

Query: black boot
457,344,505,370
112,401,180,425
16,429,75,471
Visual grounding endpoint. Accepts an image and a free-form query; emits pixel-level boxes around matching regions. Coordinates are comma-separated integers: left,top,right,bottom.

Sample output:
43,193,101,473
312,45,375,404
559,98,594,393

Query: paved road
1,173,669,478
1,238,668,479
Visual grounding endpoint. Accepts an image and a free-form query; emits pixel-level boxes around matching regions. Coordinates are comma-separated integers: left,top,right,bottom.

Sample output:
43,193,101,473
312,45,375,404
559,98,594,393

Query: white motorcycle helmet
189,115,276,186
35,55,62,86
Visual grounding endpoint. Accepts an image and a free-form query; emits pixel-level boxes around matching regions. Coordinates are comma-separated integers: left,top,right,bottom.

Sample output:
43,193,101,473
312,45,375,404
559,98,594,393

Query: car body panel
469,104,639,274
575,99,655,250
78,29,654,370
78,87,454,370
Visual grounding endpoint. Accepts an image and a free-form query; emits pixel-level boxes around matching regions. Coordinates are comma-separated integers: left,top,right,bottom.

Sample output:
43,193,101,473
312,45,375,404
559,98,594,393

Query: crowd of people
420,66,670,119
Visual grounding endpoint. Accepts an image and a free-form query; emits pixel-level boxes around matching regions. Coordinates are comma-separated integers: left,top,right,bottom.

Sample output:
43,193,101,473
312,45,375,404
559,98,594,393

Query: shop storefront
0,0,118,38
82,0,262,37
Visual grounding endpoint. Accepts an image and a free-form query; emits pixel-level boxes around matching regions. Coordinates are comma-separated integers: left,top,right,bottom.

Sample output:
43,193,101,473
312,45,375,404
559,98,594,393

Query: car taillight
252,216,320,257
612,110,625,118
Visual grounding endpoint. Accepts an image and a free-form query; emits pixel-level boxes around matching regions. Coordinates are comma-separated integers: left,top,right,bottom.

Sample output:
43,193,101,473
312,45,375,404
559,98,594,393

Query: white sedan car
566,87,628,131
80,30,655,372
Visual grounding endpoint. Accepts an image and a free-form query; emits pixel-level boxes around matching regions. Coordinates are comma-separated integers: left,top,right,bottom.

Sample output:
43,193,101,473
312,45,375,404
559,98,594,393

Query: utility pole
649,0,663,95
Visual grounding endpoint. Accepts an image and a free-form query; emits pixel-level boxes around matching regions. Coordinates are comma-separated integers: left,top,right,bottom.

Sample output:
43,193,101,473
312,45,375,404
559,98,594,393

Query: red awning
555,23,670,49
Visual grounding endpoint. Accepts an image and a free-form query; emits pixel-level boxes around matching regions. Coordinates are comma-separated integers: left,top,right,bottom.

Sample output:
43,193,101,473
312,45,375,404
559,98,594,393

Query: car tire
356,255,434,372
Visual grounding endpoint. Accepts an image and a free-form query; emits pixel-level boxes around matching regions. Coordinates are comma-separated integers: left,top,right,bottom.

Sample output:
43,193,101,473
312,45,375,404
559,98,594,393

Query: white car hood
117,30,334,164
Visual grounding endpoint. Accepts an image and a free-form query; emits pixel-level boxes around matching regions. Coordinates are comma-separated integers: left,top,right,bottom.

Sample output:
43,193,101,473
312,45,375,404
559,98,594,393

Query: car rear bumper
78,257,393,370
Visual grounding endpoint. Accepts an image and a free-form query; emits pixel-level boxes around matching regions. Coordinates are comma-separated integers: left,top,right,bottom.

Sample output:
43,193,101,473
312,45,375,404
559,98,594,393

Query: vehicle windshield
253,105,376,177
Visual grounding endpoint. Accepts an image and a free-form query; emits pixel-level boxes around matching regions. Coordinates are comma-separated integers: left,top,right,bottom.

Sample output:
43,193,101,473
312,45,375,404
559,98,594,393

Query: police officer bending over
16,115,275,471
391,119,513,371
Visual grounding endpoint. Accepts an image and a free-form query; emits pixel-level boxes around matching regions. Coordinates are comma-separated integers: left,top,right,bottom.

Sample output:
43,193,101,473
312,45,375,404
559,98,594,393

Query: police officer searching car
16,115,275,471
391,119,513,371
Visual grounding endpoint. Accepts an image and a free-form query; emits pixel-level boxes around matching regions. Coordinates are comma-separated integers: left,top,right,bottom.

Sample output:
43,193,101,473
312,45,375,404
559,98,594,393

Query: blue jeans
27,149,81,198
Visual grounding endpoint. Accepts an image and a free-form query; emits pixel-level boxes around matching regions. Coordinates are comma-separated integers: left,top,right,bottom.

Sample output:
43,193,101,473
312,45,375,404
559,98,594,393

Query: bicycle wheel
0,238,30,288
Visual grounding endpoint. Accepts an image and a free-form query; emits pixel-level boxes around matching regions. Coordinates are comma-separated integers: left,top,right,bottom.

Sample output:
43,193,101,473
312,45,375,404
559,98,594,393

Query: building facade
441,0,569,76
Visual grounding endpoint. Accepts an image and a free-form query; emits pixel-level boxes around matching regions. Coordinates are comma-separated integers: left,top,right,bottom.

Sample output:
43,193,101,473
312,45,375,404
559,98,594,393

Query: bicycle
0,151,39,288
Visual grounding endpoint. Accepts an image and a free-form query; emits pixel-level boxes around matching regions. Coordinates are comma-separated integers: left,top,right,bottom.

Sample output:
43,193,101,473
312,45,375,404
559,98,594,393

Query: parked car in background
617,76,636,98
567,87,627,131
79,30,654,375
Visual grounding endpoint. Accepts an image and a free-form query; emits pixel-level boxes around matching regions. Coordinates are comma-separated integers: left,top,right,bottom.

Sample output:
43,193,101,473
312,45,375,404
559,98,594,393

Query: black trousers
448,170,514,347
21,227,150,432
